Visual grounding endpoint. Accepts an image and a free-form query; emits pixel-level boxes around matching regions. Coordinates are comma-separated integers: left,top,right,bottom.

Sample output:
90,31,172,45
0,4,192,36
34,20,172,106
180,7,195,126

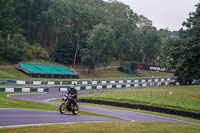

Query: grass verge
0,93,58,111
0,121,200,133
79,85,200,113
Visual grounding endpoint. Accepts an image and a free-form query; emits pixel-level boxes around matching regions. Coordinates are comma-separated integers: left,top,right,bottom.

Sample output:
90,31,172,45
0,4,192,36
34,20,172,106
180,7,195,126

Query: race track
0,108,120,127
0,87,194,127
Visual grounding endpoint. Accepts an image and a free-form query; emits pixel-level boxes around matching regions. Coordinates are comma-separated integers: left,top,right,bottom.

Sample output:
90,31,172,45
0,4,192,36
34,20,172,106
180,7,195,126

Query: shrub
6,33,29,62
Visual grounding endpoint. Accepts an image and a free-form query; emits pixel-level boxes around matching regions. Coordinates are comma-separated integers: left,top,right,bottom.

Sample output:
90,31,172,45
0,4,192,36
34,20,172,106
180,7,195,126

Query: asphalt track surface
0,87,195,127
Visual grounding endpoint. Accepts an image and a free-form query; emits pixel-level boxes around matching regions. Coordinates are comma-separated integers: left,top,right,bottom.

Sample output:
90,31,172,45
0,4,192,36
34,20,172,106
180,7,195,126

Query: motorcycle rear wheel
59,103,67,114
72,105,79,115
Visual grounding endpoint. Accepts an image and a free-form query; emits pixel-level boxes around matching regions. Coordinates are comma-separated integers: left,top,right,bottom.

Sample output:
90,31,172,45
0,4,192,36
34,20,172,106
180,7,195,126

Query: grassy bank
78,69,173,78
0,59,173,79
0,121,200,133
0,67,173,80
79,85,200,113
0,68,74,81
0,68,30,79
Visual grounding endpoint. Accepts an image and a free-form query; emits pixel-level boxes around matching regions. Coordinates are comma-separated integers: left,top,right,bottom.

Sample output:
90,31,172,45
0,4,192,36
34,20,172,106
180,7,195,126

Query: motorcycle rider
66,85,78,105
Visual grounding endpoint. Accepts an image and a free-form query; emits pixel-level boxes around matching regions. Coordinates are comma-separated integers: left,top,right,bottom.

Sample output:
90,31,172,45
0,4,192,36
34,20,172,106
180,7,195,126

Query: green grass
0,59,173,79
79,85,200,113
78,68,173,78
0,68,30,79
0,68,74,81
0,121,200,133
136,69,174,77
0,92,58,111
0,92,120,120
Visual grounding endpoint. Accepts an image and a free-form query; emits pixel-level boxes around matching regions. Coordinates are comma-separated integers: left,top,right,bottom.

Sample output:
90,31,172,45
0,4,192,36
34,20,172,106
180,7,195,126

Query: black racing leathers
67,88,78,105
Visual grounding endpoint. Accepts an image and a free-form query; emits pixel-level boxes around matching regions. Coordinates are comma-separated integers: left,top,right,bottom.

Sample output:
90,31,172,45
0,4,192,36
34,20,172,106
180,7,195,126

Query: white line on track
44,98,59,102
7,92,47,97
0,121,111,128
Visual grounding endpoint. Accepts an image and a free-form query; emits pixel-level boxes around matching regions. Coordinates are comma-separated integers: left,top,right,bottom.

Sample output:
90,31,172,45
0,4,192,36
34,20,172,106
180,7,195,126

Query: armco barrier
0,77,176,86
80,99,200,120
59,81,176,91
0,87,49,92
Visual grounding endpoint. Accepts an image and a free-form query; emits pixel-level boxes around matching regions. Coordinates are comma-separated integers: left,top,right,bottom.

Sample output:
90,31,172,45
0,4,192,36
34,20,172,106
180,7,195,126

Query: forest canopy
0,0,199,84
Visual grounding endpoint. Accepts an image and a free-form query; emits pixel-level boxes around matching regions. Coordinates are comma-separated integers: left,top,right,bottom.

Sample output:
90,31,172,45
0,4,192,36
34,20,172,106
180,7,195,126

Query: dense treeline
0,0,166,64
168,3,200,85
0,0,199,84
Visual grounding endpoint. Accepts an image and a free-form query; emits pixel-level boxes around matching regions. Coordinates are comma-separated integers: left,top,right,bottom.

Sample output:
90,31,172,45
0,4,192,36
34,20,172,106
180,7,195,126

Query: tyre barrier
80,99,200,120
0,87,49,92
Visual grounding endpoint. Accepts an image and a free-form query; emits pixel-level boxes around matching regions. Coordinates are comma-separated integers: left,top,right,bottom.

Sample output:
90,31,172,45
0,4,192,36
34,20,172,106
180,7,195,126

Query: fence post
6,78,8,87
181,92,183,100
165,91,167,97
149,89,152,96
14,79,16,88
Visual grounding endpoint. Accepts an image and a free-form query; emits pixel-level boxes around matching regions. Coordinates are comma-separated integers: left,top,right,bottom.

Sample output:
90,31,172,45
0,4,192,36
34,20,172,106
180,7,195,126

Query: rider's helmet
70,85,75,90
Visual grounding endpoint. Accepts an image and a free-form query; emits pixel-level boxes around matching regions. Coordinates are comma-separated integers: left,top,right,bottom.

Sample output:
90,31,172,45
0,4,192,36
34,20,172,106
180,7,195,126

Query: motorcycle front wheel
59,103,67,114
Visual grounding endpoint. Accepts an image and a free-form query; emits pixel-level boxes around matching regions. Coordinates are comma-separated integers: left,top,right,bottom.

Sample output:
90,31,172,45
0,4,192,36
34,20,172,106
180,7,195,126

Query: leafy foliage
2,0,198,79
170,3,200,85
81,24,115,71
6,33,29,61
26,45,49,60
0,0,18,37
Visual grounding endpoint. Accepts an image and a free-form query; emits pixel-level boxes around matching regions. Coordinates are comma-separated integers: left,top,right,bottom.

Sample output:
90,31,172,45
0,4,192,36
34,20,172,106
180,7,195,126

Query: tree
14,0,51,45
136,15,152,28
170,3,200,85
50,29,74,64
81,24,115,71
105,1,138,63
138,26,161,63
0,0,29,61
46,0,96,66
0,0,17,38
6,33,29,62
79,48,94,72
0,36,6,58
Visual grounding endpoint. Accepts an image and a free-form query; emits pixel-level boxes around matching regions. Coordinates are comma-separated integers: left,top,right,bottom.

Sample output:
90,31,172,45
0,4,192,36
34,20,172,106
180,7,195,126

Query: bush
118,65,131,74
26,45,49,60
6,33,29,62
51,42,74,64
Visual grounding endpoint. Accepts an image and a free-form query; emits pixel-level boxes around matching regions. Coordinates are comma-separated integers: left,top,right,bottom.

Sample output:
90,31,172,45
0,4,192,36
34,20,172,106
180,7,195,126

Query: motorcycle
59,94,79,115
